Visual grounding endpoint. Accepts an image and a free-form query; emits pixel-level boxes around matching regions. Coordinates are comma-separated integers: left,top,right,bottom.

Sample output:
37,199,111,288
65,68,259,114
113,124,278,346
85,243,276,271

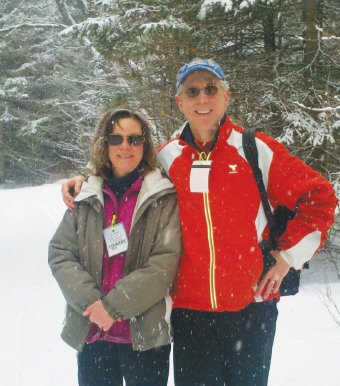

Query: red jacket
158,116,338,312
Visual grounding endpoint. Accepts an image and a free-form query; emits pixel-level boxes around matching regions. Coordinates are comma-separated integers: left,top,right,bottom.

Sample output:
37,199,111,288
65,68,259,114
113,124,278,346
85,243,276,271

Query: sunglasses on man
107,134,145,146
185,85,219,99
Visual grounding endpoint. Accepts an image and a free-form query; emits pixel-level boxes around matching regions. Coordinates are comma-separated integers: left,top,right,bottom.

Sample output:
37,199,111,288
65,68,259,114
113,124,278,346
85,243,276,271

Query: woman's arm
48,208,102,315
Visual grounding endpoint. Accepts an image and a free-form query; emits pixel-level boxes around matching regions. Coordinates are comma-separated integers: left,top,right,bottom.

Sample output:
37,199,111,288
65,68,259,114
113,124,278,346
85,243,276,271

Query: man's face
176,70,229,141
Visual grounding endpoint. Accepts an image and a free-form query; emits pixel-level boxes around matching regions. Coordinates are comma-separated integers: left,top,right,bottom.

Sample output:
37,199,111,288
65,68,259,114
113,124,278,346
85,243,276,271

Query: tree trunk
303,0,323,66
263,2,276,54
302,1,325,174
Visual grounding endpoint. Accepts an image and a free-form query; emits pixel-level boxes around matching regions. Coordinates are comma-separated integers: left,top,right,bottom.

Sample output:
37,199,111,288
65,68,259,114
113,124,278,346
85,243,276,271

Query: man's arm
254,132,338,298
61,175,85,210
257,132,337,257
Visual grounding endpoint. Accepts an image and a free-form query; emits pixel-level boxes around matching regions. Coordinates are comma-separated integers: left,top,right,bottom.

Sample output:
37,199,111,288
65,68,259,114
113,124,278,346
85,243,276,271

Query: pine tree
0,0,117,183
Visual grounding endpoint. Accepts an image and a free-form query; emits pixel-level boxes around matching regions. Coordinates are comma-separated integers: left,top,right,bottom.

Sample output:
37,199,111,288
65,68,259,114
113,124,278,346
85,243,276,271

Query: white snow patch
0,183,339,385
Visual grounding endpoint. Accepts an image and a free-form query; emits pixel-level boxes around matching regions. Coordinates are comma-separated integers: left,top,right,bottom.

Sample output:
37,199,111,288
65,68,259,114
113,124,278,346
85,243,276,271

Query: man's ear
224,89,230,109
176,95,184,113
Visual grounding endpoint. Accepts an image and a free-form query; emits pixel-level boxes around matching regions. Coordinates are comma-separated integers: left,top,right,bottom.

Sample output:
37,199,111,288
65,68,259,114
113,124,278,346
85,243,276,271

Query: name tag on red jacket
190,160,212,193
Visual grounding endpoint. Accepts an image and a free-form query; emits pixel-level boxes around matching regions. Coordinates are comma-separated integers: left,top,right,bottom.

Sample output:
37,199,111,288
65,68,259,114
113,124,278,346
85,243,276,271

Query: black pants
78,340,171,386
172,300,278,386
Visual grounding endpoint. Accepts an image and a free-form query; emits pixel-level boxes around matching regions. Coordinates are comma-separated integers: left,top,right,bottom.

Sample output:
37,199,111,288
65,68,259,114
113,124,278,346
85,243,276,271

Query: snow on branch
294,102,340,112
315,25,340,40
199,0,274,19
59,16,117,37
0,23,68,35
322,35,340,41
79,0,89,9
280,110,335,147
0,108,17,123
94,0,116,6
21,118,50,135
140,16,191,33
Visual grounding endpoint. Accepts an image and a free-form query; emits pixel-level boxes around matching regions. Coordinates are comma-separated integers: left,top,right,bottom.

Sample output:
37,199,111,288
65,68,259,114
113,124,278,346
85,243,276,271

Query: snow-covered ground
1,182,339,386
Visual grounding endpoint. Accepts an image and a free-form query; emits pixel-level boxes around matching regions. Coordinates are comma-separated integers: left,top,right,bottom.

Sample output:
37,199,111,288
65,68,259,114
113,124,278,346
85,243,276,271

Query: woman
48,108,182,386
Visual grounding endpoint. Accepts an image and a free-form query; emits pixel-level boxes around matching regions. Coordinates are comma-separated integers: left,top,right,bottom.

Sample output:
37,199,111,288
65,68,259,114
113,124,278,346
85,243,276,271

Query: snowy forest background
0,0,340,330
1,0,340,185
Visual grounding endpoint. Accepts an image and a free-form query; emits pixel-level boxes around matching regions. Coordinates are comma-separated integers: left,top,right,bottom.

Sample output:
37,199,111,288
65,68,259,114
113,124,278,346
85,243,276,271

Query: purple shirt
86,175,143,344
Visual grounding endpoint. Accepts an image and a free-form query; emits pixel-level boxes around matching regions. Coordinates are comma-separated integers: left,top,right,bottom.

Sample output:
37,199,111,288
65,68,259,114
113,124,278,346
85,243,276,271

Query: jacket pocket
136,299,169,337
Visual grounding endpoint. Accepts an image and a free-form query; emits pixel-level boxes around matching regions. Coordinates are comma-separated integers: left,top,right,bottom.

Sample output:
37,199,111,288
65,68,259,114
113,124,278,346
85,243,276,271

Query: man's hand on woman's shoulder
61,175,85,210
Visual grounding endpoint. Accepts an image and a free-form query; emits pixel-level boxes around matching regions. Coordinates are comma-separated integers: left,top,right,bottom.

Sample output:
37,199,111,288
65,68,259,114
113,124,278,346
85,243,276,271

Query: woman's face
108,117,144,179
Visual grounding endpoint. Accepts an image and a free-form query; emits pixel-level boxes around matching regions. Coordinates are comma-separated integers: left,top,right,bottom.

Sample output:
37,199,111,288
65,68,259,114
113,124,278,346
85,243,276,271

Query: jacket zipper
103,185,140,278
102,190,118,282
198,151,218,310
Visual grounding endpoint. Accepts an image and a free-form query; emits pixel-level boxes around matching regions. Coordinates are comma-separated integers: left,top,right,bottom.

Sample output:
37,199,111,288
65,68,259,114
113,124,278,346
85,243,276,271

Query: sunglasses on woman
107,134,145,146
185,85,219,99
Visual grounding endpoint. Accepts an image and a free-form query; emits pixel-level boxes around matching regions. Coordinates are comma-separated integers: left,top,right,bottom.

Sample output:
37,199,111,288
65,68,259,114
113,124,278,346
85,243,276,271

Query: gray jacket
48,169,182,352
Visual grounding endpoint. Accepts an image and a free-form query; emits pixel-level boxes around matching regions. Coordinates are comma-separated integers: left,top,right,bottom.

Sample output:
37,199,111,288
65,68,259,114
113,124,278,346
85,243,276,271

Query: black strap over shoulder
242,128,276,231
242,128,305,296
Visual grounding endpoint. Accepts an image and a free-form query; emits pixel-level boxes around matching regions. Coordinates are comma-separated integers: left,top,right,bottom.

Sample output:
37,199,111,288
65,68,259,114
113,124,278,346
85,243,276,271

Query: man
62,58,338,386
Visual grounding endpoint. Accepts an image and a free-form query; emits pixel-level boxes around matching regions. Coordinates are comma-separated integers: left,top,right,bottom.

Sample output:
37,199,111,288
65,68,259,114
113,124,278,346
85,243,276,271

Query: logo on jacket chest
229,164,238,174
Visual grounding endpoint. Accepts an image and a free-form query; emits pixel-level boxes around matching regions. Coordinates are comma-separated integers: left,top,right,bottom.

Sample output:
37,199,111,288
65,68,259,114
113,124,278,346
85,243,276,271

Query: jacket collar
75,175,104,206
178,114,239,156
75,169,174,211
133,169,174,214
179,113,227,153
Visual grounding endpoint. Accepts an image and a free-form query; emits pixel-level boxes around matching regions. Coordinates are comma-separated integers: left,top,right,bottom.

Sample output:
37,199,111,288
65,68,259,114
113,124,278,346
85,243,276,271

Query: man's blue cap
176,58,225,89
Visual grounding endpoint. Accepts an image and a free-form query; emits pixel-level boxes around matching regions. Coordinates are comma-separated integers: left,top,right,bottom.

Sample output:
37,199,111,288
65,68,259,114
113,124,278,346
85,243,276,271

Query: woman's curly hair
89,108,157,179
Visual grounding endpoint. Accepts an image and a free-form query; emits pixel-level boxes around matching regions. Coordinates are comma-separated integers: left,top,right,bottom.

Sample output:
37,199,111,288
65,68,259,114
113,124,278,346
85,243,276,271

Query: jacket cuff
279,250,305,270
279,251,294,268
101,296,124,320
279,231,322,270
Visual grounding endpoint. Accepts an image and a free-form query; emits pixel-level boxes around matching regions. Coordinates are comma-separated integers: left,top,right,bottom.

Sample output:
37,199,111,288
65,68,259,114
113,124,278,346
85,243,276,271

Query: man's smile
196,109,212,115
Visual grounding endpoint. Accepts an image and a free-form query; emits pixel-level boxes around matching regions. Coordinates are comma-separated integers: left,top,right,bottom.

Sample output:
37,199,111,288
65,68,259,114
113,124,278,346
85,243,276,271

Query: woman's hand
61,175,85,210
83,300,121,331
255,251,291,300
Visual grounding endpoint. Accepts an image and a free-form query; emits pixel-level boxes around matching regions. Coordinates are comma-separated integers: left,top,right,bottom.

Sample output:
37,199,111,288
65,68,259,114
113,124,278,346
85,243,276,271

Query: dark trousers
78,340,171,386
171,300,278,386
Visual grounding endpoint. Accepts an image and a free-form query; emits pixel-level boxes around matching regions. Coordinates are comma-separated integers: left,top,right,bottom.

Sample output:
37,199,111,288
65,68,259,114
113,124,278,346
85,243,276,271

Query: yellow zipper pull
111,215,116,231
199,152,207,163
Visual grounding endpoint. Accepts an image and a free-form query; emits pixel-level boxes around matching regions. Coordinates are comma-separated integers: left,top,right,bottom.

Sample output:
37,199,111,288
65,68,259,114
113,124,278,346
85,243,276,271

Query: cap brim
177,65,224,88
